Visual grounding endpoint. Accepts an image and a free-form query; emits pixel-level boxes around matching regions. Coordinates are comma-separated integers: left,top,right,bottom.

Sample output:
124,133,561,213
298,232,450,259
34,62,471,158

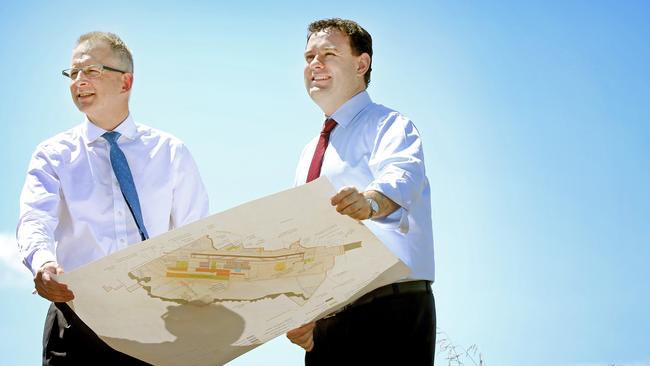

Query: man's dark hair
307,18,373,87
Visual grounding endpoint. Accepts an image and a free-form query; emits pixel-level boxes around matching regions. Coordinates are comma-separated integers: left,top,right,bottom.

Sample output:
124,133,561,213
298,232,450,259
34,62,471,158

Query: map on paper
60,177,410,366
129,235,362,305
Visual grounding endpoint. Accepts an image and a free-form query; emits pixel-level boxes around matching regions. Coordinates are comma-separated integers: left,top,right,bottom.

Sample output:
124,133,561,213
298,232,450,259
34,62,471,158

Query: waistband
324,280,432,319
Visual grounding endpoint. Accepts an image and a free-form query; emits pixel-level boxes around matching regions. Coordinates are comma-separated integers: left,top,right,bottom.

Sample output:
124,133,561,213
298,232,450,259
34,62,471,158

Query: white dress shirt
295,91,435,282
17,115,209,275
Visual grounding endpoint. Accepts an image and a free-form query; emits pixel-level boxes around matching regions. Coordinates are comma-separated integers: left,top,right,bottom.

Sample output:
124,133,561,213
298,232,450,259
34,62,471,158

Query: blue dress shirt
295,91,435,282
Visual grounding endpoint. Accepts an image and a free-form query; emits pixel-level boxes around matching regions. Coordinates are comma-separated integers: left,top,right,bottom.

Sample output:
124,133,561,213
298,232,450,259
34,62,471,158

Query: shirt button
120,238,126,243
117,211,123,216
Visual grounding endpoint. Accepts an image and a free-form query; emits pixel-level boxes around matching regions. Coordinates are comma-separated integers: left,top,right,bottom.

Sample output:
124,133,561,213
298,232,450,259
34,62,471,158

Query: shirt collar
83,114,137,144
329,90,372,128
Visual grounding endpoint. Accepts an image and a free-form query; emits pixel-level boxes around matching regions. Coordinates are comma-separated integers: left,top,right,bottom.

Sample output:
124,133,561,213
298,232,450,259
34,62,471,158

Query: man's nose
309,55,324,69
72,72,90,87
74,78,89,88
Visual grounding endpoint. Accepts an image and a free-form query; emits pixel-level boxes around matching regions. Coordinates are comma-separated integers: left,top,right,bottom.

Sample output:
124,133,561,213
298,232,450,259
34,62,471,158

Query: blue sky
1,1,649,365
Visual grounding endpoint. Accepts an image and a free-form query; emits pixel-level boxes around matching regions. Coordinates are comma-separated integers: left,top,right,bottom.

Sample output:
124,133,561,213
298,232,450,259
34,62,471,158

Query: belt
324,280,432,318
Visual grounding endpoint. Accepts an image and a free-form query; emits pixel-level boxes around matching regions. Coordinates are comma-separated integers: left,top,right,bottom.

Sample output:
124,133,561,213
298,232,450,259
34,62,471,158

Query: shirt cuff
381,207,409,234
364,201,410,234
29,250,57,275
365,182,410,234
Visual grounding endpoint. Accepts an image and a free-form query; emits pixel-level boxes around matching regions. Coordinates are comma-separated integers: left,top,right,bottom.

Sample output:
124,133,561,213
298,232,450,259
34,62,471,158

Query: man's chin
308,87,330,100
74,103,94,114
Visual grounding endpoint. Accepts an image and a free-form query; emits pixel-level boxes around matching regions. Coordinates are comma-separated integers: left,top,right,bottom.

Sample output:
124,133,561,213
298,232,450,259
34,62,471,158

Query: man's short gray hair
77,31,134,73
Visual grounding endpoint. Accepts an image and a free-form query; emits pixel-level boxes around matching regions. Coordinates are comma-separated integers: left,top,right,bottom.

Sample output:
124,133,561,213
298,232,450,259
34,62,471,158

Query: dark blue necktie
103,131,149,241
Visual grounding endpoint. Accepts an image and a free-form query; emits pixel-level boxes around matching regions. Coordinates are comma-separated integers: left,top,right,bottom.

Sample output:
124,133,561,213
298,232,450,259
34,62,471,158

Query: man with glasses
16,32,208,364
286,18,436,365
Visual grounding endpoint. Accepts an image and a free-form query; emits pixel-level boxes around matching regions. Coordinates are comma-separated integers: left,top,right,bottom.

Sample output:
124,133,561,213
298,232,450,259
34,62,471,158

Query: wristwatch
366,197,379,219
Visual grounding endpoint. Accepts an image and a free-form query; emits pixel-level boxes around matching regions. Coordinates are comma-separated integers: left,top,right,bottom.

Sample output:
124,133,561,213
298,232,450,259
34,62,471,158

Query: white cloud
0,232,34,288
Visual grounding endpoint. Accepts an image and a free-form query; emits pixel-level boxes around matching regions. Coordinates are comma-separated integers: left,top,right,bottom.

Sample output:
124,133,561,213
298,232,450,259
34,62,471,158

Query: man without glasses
286,18,436,365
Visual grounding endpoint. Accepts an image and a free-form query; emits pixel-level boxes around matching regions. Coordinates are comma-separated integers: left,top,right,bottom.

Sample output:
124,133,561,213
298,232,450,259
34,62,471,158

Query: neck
317,88,365,116
87,107,130,131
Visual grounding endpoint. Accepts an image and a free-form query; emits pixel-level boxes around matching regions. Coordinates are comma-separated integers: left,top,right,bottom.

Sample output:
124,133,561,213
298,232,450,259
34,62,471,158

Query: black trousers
306,282,436,366
43,302,151,365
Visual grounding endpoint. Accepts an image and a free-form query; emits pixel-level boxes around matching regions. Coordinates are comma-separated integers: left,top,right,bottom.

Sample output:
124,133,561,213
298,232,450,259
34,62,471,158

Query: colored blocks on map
195,268,230,275
166,271,231,280
166,268,231,281
169,261,189,271
344,241,362,251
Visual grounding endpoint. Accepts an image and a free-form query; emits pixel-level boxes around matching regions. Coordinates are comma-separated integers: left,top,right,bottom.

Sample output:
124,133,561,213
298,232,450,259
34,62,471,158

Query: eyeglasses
61,64,128,80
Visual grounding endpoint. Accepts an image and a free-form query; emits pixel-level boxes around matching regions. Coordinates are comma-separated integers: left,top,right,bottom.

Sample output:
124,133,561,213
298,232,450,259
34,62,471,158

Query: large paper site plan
60,177,410,365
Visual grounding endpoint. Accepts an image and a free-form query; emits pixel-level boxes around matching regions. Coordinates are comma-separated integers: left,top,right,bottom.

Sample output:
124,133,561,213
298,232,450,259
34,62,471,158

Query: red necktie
306,118,338,183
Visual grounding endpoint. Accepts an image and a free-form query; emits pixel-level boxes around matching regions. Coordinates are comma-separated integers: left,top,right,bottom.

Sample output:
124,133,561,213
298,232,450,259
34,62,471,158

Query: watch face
367,198,379,217
371,200,379,212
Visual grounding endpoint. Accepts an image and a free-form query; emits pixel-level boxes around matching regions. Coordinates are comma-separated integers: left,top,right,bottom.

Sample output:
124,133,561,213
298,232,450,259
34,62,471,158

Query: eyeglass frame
61,64,129,80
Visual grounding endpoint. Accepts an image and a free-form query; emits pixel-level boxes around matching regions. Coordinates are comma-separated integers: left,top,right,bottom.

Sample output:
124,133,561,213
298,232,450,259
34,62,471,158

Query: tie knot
103,131,121,144
321,119,337,135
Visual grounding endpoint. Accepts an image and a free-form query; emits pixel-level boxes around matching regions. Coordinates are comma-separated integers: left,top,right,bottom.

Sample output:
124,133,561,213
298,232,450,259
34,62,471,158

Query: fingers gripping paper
60,177,410,365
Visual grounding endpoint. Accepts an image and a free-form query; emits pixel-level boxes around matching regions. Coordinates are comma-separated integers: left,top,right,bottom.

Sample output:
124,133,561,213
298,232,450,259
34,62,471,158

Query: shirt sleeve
365,114,428,233
170,143,209,228
16,146,61,275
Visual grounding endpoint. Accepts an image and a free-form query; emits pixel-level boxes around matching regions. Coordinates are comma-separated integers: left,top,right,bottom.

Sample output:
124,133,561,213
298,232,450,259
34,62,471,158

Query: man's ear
357,53,371,77
121,73,134,93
